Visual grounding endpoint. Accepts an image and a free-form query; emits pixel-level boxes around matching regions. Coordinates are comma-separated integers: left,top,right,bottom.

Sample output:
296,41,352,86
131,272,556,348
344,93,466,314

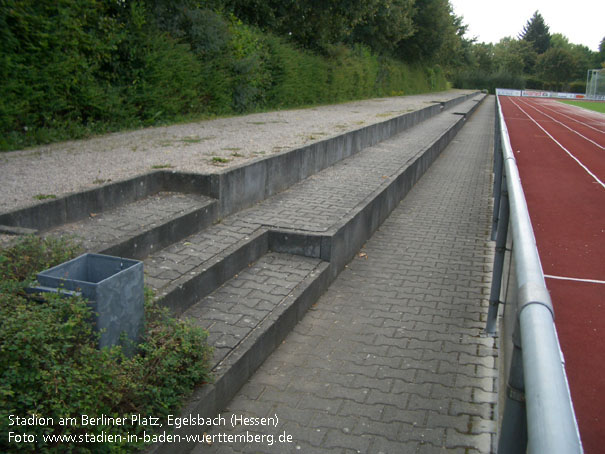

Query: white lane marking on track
537,101,605,135
508,97,605,190
519,98,605,150
545,274,605,285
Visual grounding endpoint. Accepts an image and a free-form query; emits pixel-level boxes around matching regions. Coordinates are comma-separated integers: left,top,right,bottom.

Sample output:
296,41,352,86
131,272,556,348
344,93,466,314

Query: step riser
147,100,485,454
155,110,472,321
98,200,219,260
0,92,481,234
151,260,331,454
217,102,444,217
0,172,167,232
158,230,269,316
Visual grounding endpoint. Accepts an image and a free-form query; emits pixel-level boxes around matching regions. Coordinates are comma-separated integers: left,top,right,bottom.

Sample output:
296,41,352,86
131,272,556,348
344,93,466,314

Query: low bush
0,236,213,453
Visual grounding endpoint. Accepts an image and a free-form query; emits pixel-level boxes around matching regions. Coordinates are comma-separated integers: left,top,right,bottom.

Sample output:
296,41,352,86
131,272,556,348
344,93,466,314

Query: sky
449,0,605,51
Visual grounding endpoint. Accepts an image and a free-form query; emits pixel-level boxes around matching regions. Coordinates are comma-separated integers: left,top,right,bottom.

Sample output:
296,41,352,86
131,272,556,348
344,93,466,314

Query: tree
549,33,596,80
0,0,125,131
349,0,416,55
598,36,605,67
568,44,595,80
550,33,570,49
470,43,495,73
493,37,537,75
536,47,577,90
396,0,464,64
227,0,379,52
519,11,550,54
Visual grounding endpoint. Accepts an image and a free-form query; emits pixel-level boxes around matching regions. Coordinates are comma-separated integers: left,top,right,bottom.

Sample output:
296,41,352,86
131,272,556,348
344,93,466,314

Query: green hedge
0,2,447,151
452,70,526,94
0,236,213,453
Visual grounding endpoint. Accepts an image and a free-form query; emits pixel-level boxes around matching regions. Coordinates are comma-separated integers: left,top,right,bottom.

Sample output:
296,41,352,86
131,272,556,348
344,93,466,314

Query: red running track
500,96,605,454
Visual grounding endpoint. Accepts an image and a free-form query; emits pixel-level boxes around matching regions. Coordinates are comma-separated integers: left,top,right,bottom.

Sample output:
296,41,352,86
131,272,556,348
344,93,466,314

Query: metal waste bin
36,253,144,355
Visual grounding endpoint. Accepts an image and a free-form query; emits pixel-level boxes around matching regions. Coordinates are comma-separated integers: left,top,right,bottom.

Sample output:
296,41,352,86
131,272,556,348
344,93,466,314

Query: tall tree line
456,11,605,92
1,0,464,150
148,0,466,63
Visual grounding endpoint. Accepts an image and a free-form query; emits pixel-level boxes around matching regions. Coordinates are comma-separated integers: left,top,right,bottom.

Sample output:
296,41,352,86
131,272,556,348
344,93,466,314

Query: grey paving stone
181,252,324,370
45,192,213,253
196,97,497,452
142,108,465,296
32,94,489,453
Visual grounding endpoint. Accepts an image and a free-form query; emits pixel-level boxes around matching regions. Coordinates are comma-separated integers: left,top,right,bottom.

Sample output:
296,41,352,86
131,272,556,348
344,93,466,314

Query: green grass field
558,99,605,114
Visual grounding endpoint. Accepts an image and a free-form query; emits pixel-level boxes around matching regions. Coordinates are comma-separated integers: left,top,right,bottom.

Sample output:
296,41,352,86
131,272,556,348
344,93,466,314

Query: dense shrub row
452,71,527,93
0,1,447,151
453,70,587,94
0,236,213,453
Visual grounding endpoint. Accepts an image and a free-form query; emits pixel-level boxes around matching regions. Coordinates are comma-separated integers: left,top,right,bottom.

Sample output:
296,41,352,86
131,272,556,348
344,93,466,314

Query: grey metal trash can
36,253,144,355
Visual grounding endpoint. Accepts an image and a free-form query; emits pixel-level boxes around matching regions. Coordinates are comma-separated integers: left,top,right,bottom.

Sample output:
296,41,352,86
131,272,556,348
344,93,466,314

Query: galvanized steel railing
486,92,583,454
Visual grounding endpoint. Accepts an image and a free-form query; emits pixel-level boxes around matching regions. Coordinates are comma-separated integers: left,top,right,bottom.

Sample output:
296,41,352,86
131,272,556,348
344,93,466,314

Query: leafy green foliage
519,11,551,54
492,38,537,76
0,236,82,284
0,0,126,149
0,236,213,453
264,38,446,108
536,47,577,91
0,0,452,151
396,0,464,64
452,71,526,94
457,11,602,92
349,0,415,55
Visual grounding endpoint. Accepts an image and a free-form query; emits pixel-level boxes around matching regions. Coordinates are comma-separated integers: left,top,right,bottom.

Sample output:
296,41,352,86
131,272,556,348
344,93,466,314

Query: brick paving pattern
182,252,325,367
144,108,465,295
192,98,496,453
45,191,214,253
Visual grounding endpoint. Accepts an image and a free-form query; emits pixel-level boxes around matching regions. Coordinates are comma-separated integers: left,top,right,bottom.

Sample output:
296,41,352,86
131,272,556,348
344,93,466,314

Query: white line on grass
509,97,605,190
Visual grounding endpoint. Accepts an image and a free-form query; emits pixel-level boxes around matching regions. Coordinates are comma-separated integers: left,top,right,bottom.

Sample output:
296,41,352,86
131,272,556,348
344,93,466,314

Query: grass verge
558,99,605,114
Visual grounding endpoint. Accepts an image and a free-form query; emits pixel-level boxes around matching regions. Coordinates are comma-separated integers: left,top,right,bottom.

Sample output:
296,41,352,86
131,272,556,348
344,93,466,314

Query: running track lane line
517,98,605,150
534,100,605,135
508,97,605,190
545,275,605,285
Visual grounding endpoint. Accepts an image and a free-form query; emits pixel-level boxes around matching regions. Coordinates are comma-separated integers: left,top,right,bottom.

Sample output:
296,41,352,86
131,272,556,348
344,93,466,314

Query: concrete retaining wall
0,92,479,234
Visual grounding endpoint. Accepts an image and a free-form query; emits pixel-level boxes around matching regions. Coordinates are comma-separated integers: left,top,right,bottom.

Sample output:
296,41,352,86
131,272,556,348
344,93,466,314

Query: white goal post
586,69,605,100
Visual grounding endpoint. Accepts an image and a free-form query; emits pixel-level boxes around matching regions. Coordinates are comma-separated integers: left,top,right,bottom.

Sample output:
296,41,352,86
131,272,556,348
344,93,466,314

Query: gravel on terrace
0,90,475,214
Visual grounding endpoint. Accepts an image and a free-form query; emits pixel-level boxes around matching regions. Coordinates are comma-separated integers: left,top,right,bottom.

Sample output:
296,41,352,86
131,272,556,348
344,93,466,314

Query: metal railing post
492,99,503,240
498,324,528,453
486,175,509,335
491,150,503,241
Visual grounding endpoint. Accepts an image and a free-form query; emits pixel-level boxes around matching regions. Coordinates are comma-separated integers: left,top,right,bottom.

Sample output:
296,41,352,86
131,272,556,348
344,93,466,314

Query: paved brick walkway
192,98,496,454
182,252,325,367
144,101,471,294
47,192,214,253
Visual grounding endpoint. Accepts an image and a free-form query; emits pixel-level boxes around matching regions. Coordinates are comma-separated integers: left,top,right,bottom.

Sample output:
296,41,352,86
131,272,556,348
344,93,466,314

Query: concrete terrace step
0,91,486,454
181,252,328,397
192,96,498,454
145,95,485,313
0,92,479,254
450,95,486,116
44,191,218,259
147,93,487,453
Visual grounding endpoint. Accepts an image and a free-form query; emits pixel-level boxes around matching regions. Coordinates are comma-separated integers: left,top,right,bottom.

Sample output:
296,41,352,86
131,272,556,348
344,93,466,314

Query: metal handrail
489,93,583,454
